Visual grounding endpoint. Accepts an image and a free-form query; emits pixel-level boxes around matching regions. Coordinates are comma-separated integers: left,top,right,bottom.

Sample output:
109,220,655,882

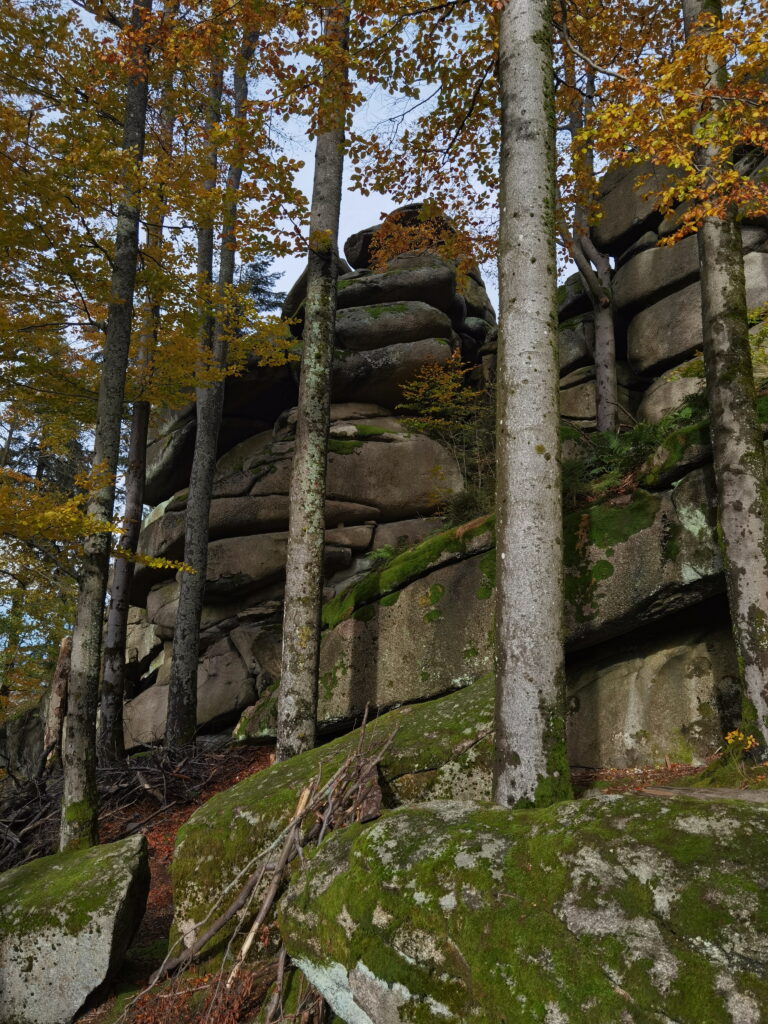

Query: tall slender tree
100,47,177,762
60,0,153,850
276,1,351,761
493,0,571,807
681,0,768,740
166,31,257,747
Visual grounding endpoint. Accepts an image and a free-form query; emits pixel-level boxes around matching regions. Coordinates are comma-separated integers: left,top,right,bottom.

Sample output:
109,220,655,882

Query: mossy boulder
171,679,495,957
0,835,149,1024
280,797,768,1023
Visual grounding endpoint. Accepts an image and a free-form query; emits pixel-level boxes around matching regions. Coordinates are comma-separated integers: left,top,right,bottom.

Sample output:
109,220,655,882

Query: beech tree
681,0,768,740
99,33,178,761
276,2,351,761
165,5,303,747
60,0,153,850
493,0,571,807
165,44,244,748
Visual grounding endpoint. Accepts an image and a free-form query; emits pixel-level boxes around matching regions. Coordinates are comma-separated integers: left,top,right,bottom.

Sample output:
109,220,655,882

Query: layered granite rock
126,212,496,748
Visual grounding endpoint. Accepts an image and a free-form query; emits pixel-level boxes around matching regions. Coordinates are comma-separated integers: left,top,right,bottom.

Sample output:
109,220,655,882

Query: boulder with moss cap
0,835,149,1024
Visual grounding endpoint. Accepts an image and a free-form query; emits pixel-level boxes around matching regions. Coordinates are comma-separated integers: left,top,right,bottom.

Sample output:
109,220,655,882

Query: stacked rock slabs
125,232,497,749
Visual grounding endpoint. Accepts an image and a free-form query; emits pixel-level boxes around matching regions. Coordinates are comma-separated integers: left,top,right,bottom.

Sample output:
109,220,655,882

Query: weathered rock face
567,606,740,769
280,796,768,1024
126,224,494,748
0,835,149,1024
282,463,731,756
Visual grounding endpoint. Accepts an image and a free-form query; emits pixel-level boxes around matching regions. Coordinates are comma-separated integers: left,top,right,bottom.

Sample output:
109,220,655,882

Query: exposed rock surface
171,681,495,956
280,797,768,1023
285,465,729,754
0,835,149,1024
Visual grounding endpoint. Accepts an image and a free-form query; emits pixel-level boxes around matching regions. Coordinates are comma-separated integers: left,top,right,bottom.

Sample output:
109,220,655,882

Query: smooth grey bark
99,64,175,762
276,5,350,761
166,40,255,747
682,0,768,739
44,636,71,767
60,0,152,850
99,398,148,761
493,0,571,807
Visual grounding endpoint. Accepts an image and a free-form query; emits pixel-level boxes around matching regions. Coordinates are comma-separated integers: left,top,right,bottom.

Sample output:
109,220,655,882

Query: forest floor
73,747,768,1024
78,743,276,1024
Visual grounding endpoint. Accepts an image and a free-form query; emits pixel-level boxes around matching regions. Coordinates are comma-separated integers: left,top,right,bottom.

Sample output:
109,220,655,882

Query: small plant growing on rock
397,354,495,523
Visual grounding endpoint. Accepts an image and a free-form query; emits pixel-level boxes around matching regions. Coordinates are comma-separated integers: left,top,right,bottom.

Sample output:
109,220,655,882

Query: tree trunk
59,0,151,851
99,61,175,762
44,636,71,767
99,399,148,761
562,61,619,434
493,0,572,807
276,4,350,762
682,0,768,740
166,38,254,747
574,237,618,433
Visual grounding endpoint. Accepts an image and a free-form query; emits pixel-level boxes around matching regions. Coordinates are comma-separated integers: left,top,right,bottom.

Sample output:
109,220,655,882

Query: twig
226,787,313,990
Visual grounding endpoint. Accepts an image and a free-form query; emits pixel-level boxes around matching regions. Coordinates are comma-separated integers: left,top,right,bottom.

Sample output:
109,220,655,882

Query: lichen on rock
279,797,768,1023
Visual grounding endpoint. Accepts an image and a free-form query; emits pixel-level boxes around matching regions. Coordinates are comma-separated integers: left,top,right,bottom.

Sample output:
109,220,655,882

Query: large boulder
636,358,705,424
612,233,701,316
171,680,495,954
0,835,149,1024
208,419,463,521
144,367,297,505
335,302,453,352
280,796,768,1023
342,203,426,269
563,468,723,647
614,230,767,320
567,606,739,768
591,161,673,255
331,338,453,408
123,634,258,747
559,315,594,375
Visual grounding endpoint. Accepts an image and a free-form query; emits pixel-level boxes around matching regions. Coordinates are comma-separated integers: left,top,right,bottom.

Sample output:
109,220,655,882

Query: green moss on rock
171,678,496,960
280,797,768,1023
321,516,494,630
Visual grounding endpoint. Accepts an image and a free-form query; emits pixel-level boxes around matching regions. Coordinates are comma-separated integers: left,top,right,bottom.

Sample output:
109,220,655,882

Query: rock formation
120,183,768,770
123,216,494,748
0,835,149,1024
